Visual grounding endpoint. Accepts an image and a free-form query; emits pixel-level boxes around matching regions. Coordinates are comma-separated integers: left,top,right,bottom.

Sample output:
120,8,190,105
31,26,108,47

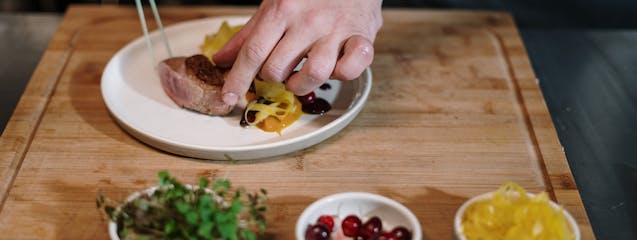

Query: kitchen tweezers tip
135,0,173,66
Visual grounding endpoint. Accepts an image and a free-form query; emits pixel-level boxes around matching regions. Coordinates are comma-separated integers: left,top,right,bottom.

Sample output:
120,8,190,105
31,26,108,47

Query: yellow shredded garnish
245,80,301,134
199,21,302,134
200,21,243,61
462,182,575,240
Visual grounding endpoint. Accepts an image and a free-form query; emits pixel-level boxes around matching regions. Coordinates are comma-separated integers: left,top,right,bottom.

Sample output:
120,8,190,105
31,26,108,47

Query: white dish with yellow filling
454,183,580,240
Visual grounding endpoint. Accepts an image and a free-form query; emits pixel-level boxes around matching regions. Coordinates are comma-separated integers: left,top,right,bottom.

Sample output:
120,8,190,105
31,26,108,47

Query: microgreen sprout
97,171,267,240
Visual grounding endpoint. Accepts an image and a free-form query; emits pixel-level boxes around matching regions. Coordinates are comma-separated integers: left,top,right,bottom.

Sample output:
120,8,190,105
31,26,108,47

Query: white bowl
295,192,422,240
108,186,159,240
453,192,581,240
109,185,207,240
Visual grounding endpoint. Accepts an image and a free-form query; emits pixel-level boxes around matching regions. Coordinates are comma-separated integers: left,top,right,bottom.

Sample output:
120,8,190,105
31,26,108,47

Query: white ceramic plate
101,16,372,160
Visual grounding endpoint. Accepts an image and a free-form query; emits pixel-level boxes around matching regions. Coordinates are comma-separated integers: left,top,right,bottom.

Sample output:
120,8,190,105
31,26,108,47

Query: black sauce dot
319,83,332,90
302,98,331,115
240,110,257,127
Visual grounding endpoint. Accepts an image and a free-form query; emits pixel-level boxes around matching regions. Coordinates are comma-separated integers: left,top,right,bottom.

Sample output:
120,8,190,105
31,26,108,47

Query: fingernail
223,92,238,105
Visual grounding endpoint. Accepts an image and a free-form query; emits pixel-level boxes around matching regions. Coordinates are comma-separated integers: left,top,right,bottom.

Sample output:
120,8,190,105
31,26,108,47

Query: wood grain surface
0,5,593,239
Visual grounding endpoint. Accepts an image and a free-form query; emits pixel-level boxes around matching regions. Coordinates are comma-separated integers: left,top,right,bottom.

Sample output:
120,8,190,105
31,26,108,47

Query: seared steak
158,54,233,115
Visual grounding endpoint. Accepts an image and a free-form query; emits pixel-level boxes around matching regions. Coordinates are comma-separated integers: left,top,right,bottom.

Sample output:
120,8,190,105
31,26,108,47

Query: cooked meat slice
158,55,233,115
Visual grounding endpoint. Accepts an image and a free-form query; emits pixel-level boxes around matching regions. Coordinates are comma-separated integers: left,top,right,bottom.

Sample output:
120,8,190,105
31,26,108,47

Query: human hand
213,0,383,105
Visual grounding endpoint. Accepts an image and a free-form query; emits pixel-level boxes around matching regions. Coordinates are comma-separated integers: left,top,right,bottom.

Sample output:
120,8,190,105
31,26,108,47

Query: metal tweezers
134,0,173,66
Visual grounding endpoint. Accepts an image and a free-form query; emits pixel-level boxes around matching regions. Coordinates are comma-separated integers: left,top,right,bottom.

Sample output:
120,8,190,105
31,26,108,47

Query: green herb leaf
242,228,257,240
197,221,214,238
119,228,127,238
186,211,199,225
164,219,176,235
158,171,170,186
230,198,242,214
199,178,209,189
176,200,191,214
213,179,230,192
104,206,115,218
218,221,238,240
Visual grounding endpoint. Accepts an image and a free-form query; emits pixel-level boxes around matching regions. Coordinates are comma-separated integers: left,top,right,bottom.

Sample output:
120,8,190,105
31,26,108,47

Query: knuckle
377,17,384,31
355,42,375,63
306,62,331,84
302,11,323,28
261,62,287,82
332,68,346,80
273,0,296,16
334,67,357,81
242,43,268,65
373,9,383,32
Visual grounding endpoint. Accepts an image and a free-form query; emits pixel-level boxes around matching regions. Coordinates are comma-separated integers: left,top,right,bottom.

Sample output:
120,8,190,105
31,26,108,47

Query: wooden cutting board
0,5,594,239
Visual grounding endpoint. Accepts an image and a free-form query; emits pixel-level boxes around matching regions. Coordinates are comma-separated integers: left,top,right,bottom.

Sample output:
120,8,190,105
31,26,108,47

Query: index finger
212,9,262,67
221,20,286,105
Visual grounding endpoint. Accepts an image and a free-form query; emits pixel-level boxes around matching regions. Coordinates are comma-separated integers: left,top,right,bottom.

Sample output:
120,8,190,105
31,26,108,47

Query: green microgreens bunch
97,171,267,240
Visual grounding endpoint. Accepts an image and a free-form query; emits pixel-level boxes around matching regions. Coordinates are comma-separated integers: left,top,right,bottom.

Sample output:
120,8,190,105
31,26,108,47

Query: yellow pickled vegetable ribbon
462,182,575,240
200,21,243,62
245,80,297,127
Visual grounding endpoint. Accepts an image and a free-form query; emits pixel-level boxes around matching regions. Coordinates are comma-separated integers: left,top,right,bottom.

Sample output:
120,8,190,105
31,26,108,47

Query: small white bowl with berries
296,192,422,240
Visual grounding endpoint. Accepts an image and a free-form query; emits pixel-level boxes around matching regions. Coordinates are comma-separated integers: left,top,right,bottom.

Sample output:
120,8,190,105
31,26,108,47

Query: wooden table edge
489,12,595,238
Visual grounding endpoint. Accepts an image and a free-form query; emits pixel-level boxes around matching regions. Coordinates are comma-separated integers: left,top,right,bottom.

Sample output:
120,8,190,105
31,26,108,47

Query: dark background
2,0,637,28
1,0,636,239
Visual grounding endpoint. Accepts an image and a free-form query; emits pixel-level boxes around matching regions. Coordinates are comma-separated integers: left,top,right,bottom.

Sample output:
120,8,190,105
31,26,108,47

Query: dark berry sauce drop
240,110,257,127
297,91,331,115
302,98,331,115
319,83,332,90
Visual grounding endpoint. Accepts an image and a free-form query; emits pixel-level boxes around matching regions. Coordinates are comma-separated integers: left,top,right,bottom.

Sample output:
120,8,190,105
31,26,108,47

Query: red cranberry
297,92,316,105
362,216,383,236
341,215,362,237
305,224,330,240
246,110,257,123
357,228,381,240
317,215,334,232
378,231,399,240
390,226,412,240
354,234,368,240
